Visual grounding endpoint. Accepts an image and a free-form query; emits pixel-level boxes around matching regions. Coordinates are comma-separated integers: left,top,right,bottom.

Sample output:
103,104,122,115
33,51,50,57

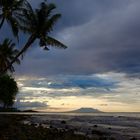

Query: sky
4,0,140,112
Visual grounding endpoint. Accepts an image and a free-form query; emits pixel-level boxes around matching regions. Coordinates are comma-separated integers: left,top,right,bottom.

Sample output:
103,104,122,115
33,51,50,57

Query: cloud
12,0,140,77
15,72,140,100
16,74,117,90
14,100,47,110
14,72,140,111
46,75,116,89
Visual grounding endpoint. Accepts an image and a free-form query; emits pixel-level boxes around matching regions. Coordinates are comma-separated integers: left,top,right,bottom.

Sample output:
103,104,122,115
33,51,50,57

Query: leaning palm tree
4,1,67,73
0,38,20,73
0,0,27,38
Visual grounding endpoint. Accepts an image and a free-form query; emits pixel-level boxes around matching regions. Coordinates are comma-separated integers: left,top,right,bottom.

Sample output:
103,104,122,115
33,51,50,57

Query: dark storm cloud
14,100,47,110
12,0,140,76
29,0,131,31
46,75,116,89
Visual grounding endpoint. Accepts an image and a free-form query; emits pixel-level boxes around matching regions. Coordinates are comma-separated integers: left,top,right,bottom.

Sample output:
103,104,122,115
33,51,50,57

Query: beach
28,113,140,140
0,113,139,140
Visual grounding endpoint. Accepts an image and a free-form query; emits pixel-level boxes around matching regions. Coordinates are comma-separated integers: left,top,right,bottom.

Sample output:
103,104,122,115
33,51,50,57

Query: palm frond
13,0,25,10
46,3,56,17
0,0,29,38
24,0,34,13
0,14,3,19
0,17,5,29
0,38,21,73
45,14,61,33
45,36,67,49
14,58,20,64
39,2,56,17
7,17,19,39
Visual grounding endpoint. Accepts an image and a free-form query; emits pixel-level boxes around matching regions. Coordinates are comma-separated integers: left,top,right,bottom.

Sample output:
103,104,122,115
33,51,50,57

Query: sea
0,112,140,118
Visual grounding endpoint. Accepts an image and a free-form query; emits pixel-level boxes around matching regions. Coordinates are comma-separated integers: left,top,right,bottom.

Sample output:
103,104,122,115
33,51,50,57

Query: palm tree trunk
0,17,5,29
2,35,36,74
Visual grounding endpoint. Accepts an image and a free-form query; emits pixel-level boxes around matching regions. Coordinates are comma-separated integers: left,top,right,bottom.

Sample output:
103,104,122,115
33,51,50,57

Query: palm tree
0,0,27,38
4,1,67,73
0,38,20,73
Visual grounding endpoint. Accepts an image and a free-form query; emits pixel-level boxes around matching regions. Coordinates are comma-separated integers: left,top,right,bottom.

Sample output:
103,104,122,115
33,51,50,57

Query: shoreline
0,112,140,118
0,113,139,140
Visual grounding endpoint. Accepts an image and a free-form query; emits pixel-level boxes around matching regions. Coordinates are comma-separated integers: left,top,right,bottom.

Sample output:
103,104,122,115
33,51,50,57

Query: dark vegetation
0,0,67,110
0,74,18,108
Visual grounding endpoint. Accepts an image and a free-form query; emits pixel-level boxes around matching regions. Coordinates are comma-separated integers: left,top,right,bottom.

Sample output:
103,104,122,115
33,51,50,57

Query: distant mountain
68,108,102,113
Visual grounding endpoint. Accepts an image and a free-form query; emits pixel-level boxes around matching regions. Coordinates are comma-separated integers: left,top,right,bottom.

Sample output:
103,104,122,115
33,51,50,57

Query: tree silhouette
0,38,21,73
0,74,18,108
0,0,28,38
0,0,67,110
3,1,67,73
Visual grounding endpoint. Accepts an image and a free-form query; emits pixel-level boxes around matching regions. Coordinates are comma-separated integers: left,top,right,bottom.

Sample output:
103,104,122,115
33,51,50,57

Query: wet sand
26,114,140,140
